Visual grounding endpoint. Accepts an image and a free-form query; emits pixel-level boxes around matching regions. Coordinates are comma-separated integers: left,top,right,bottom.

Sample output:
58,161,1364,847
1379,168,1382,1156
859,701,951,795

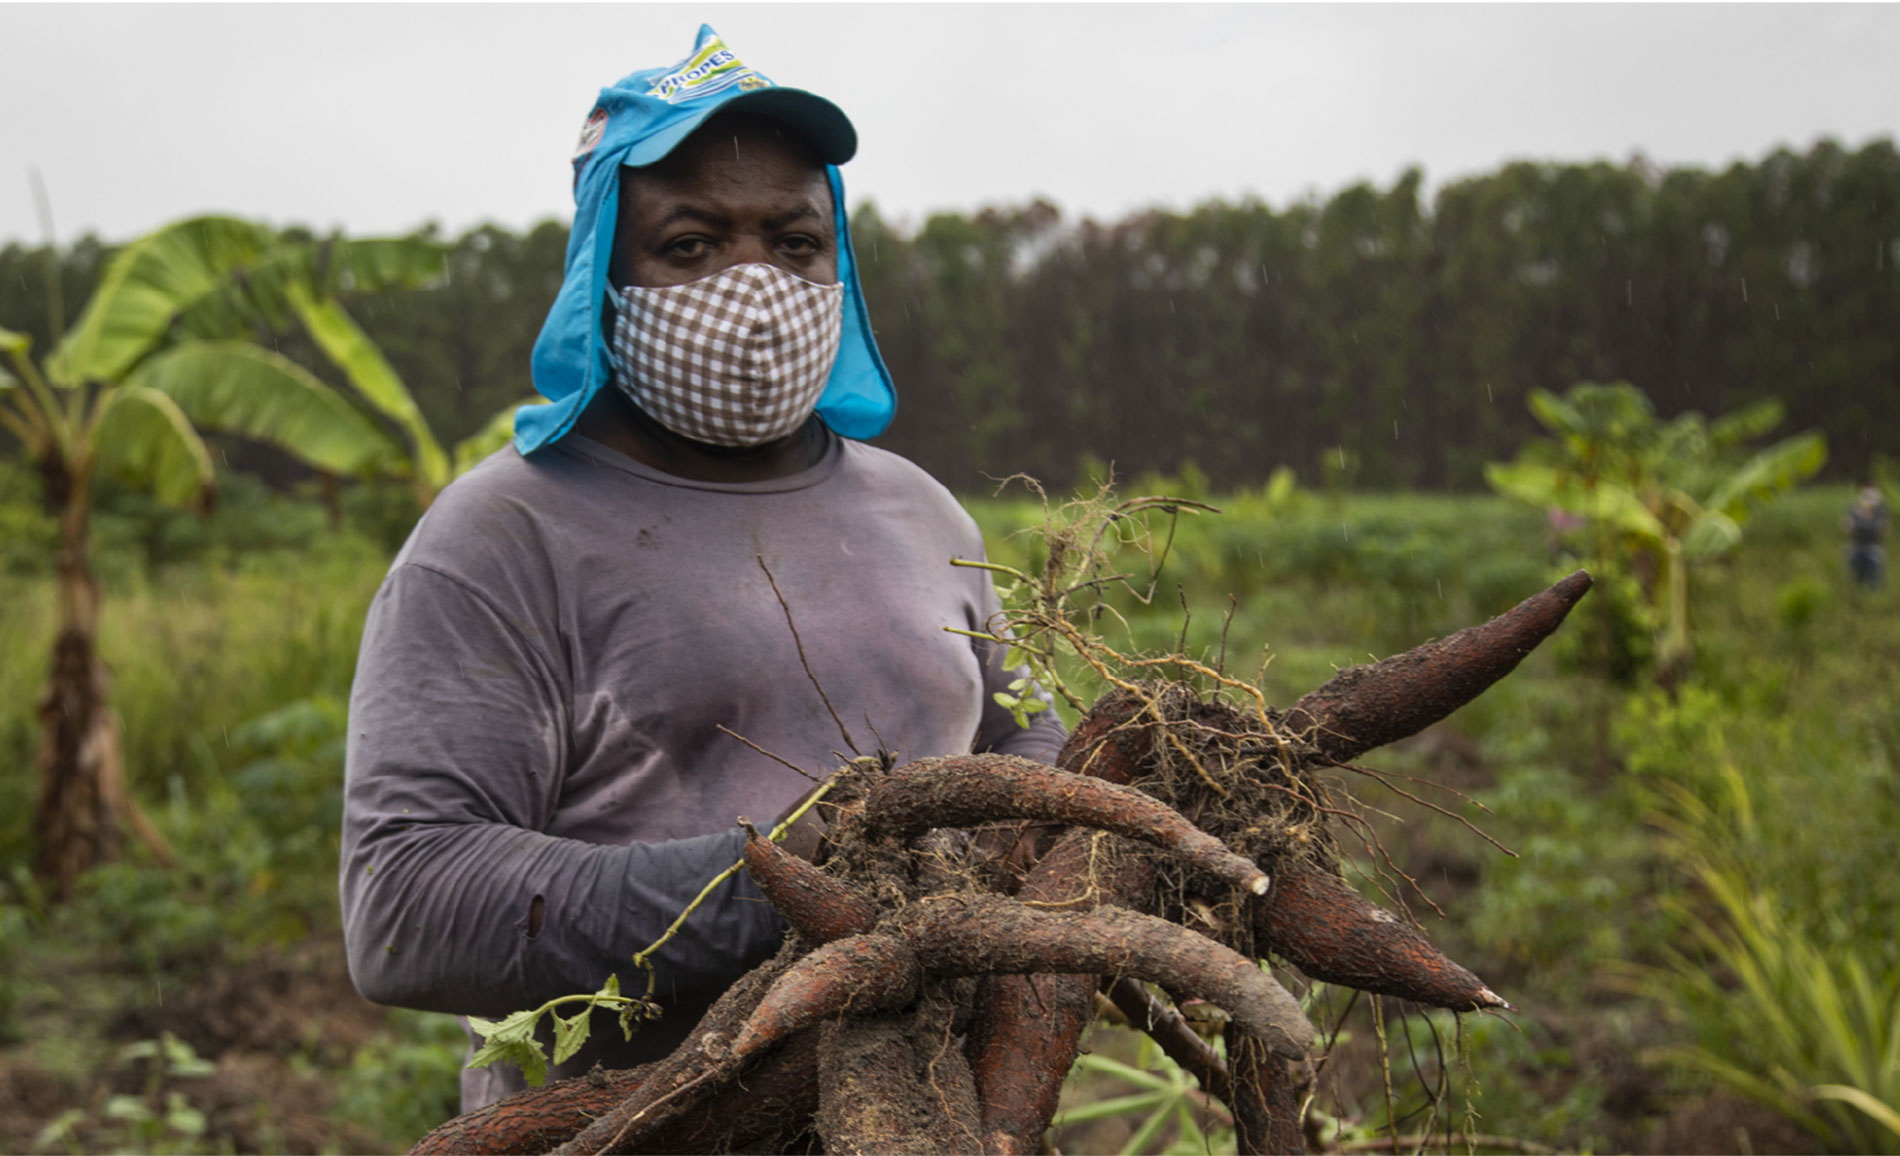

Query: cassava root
899,894,1316,1059
862,755,1270,895
412,570,1590,1156
731,933,923,1064
1254,858,1508,1011
1283,570,1592,765
741,821,879,944
965,828,1147,1155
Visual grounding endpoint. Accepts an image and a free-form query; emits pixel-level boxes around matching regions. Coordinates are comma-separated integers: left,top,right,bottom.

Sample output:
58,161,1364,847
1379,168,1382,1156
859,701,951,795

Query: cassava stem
539,938,800,1155
409,1065,647,1156
412,1035,824,1156
1105,976,1233,1106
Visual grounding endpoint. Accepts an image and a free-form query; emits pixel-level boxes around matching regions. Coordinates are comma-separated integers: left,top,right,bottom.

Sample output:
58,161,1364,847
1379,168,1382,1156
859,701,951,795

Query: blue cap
517,25,896,455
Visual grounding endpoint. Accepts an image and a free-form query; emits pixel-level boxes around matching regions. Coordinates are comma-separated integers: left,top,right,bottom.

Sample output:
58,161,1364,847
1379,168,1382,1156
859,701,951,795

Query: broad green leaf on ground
288,284,449,488
0,325,28,356
50,216,279,384
91,384,215,507
127,341,405,477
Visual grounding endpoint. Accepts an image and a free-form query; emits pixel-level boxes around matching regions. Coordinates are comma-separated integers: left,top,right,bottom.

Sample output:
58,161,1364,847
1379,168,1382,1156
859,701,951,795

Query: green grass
0,475,1894,1153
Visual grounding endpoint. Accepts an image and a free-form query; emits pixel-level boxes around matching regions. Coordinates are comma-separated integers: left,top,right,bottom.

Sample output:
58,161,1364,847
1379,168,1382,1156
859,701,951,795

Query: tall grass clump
1623,691,1900,1153
1637,767,1900,1152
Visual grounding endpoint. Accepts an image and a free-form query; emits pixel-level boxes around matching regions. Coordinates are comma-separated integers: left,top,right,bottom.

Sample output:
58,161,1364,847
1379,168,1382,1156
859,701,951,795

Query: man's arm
339,563,783,1017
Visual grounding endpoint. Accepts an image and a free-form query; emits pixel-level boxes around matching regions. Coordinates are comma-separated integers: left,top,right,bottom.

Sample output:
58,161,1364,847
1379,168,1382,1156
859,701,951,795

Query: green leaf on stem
552,1008,592,1066
465,1008,550,1087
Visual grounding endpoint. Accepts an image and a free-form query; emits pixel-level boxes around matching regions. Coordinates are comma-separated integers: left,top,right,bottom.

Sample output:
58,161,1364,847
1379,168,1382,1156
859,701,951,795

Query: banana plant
48,214,536,508
1485,382,1825,686
3,215,526,901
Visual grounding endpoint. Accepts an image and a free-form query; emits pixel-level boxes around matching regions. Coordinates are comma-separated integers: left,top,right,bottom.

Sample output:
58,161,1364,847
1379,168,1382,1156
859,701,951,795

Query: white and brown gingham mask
607,263,845,447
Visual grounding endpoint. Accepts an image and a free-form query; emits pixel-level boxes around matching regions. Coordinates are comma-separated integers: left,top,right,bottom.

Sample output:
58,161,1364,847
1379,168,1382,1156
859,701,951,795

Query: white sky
4,3,1898,246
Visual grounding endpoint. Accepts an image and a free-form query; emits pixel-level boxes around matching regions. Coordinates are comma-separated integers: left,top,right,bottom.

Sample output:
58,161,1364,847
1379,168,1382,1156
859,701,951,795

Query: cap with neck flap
516,24,895,455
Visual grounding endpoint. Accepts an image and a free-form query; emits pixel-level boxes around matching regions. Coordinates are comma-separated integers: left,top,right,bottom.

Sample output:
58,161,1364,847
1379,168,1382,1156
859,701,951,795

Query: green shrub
1632,763,1900,1153
1775,576,1831,637
1462,760,1663,972
1617,672,1900,1153
332,1009,467,1151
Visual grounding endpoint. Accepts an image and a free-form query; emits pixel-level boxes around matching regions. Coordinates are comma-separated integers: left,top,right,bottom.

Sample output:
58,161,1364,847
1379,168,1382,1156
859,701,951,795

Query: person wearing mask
338,26,1063,1112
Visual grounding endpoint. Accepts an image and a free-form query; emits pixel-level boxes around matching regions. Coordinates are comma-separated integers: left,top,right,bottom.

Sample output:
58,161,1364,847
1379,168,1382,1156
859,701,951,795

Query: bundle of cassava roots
413,571,1593,1156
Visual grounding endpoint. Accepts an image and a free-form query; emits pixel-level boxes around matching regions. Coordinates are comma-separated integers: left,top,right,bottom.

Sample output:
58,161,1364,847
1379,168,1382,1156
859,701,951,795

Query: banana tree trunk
1655,536,1692,693
30,456,174,900
318,469,344,530
31,457,121,901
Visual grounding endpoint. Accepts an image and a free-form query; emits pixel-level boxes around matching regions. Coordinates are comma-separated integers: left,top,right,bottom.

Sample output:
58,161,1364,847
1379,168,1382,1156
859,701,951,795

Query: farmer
1843,481,1889,588
338,26,1064,1112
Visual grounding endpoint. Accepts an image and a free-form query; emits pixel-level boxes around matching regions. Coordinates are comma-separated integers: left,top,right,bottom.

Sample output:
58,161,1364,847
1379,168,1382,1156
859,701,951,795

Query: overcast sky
4,3,1898,247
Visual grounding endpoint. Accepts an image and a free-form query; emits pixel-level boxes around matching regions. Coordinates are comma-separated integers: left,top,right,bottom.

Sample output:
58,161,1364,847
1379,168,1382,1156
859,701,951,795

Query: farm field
0,472,1894,1155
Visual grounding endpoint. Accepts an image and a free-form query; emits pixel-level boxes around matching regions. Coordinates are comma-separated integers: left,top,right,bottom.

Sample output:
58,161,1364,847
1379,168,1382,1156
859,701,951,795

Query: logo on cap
645,34,772,104
572,108,608,163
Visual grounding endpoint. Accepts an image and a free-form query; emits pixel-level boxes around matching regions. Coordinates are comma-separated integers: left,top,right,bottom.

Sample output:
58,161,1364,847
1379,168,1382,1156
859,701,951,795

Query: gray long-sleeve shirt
339,430,1064,1109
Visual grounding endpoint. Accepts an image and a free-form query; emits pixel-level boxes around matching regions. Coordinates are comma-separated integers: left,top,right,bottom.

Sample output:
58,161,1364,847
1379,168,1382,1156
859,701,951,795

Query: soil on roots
1084,683,1342,879
1070,683,1347,965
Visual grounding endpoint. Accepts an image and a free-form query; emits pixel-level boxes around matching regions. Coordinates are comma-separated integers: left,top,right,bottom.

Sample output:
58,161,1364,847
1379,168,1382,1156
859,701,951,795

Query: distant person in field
336,26,1062,1113
1844,482,1889,589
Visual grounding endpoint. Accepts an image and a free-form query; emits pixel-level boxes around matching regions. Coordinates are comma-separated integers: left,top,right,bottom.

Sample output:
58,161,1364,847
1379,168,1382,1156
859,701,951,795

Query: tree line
5,136,1896,494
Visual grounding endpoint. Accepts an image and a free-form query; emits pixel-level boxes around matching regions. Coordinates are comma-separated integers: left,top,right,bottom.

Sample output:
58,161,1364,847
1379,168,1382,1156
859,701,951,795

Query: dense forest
4,136,1896,493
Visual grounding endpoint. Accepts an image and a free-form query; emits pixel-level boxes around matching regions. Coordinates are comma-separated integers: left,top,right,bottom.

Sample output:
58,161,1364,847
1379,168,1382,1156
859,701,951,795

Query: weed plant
1635,761,1900,1153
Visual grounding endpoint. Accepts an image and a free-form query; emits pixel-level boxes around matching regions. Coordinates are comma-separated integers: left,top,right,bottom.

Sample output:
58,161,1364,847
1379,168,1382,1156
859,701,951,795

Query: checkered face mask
607,263,845,447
